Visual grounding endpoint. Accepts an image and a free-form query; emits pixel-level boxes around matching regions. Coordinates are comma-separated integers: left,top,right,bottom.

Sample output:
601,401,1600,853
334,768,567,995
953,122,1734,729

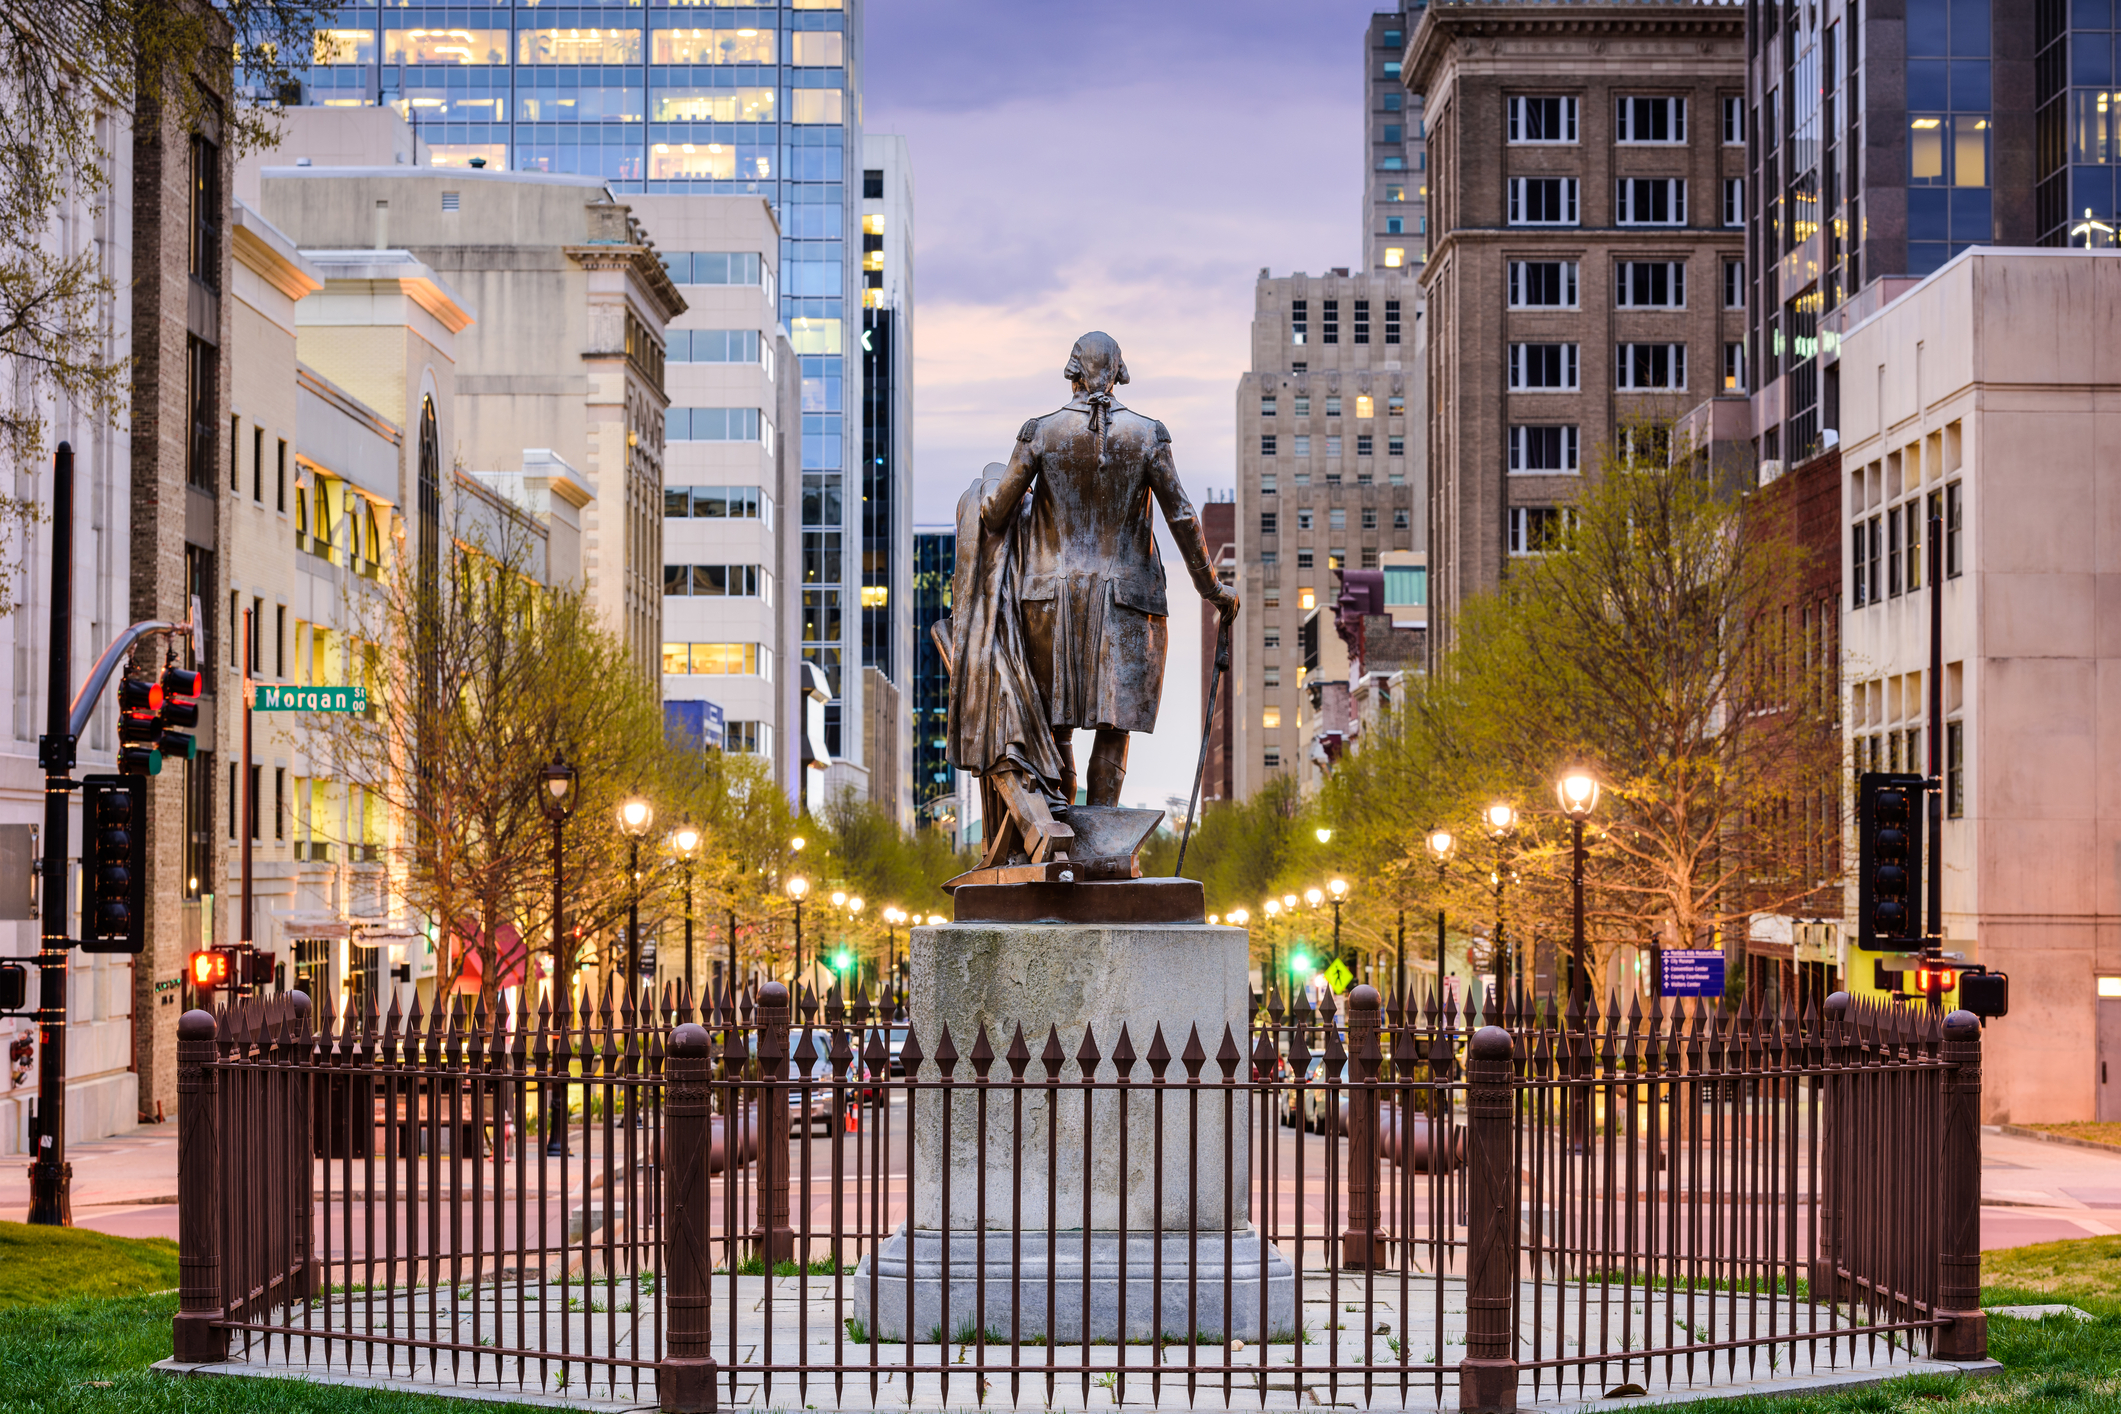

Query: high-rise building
1743,0,2038,475
910,526,954,831
1365,4,1430,275
860,135,915,825
1407,0,1745,659
296,0,872,802
1229,270,1423,797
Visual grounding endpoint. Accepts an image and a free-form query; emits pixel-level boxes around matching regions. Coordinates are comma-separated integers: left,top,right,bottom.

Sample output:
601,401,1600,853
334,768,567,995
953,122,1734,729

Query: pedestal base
852,1224,1296,1343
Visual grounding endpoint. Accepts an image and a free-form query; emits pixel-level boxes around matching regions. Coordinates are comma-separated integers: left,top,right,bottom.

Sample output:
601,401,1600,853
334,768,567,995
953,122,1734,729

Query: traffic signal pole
27,443,201,1225
28,443,78,1226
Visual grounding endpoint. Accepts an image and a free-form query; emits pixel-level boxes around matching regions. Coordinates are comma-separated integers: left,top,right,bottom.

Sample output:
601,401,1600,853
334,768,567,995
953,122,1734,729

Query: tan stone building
1229,270,1423,797
1837,249,2121,1124
257,167,685,682
1407,0,1746,658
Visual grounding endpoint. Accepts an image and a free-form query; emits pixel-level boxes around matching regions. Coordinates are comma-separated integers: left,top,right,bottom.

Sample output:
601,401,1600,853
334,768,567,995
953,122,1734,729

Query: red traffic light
118,676,164,713
189,949,231,990
1913,962,1956,994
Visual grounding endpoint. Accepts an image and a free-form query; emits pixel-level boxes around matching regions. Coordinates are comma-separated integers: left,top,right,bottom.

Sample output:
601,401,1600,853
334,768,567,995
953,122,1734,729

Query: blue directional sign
1661,948,1726,998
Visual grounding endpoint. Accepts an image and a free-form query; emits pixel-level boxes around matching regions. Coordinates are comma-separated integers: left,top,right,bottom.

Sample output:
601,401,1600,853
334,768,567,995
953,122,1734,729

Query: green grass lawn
2,1223,2118,1411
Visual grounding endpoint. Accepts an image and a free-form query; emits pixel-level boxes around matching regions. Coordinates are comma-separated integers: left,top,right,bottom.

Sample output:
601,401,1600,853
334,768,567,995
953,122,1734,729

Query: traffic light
188,948,233,994
1856,772,1927,951
79,775,144,954
158,665,200,762
0,961,26,1013
240,948,276,988
1959,968,2010,1018
116,673,164,777
1911,959,1956,998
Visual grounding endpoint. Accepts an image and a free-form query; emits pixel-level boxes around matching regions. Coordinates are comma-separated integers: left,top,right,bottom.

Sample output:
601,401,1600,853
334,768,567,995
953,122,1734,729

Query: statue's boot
993,769,1074,864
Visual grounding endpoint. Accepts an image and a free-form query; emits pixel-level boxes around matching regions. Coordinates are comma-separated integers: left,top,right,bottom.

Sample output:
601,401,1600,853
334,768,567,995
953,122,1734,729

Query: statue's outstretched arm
981,424,1040,532
1148,427,1239,622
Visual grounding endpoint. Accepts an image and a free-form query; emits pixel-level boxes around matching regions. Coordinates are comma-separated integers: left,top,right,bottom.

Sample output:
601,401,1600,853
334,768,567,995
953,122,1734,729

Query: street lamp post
538,749,577,1157
1556,771,1601,1015
1327,877,1348,972
786,876,810,987
618,797,653,993
672,824,701,1009
1485,803,1517,996
1427,828,1455,1009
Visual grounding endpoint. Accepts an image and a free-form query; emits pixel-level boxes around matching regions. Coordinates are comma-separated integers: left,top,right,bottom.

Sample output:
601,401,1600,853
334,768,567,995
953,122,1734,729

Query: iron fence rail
172,981,1985,1411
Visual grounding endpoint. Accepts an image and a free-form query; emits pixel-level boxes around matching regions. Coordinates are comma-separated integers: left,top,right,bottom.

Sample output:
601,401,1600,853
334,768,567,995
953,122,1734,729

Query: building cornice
231,202,322,302
1408,3,1744,93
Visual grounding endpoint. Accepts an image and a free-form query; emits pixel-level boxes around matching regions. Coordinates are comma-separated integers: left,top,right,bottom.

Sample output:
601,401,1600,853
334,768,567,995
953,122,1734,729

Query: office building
1365,4,1430,274
910,526,954,831
1407,0,1745,659
1742,0,2038,475
860,134,915,825
259,166,685,686
296,0,873,804
1229,270,1423,796
1836,248,2121,1124
631,193,800,784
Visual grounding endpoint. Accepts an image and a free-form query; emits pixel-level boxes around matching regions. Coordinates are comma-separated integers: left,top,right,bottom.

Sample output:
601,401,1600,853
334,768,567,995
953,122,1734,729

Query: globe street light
1427,827,1456,1009
1326,878,1349,977
538,749,577,1156
1316,827,1333,844
1556,770,1601,1011
1485,803,1516,993
617,797,653,990
671,823,701,1007
786,875,810,981
1261,898,1284,990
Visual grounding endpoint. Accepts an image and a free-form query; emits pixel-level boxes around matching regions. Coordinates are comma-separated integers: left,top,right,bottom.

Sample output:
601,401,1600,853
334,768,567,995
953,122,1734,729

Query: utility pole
26,444,200,1226
28,443,78,1226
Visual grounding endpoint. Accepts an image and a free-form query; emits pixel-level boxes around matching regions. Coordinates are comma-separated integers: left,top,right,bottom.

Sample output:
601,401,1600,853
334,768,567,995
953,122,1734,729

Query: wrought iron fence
171,980,1987,1411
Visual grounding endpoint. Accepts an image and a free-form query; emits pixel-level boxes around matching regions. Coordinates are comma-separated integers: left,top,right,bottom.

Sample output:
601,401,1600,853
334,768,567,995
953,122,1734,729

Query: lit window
650,27,776,65
863,213,885,236
790,31,844,66
1354,394,1374,418
860,586,888,608
790,90,844,124
1262,707,1282,729
1384,247,1405,267
1299,588,1316,610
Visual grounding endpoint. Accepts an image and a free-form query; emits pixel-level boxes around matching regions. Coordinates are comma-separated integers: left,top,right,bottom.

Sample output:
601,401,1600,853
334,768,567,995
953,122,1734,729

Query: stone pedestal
852,919,1296,1341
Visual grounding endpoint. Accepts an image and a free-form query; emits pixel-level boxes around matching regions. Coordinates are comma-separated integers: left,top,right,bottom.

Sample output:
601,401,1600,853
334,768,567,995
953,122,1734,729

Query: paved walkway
158,1271,1999,1411
1978,1127,2121,1249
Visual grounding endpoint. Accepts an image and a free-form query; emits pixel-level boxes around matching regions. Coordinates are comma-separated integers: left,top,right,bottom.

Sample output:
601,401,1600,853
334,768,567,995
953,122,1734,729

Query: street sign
1661,948,1725,998
253,684,367,713
1322,957,1354,995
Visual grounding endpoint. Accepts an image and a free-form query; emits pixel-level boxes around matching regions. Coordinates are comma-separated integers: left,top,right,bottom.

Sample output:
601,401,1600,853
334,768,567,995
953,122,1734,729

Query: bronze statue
942,333,1239,878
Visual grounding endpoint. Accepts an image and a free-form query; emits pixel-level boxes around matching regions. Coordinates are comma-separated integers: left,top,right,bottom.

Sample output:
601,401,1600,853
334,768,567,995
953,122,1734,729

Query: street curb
1997,1124,2121,1157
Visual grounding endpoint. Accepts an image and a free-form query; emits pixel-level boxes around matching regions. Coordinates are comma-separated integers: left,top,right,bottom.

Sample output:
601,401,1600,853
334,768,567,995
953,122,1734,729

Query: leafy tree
0,1,330,609
1320,421,1841,1002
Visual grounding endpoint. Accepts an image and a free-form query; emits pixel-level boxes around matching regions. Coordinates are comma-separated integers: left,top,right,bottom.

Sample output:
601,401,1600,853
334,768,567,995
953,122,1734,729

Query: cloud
867,0,1386,812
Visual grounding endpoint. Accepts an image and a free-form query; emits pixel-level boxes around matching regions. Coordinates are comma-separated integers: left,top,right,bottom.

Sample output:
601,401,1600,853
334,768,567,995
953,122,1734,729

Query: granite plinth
854,1224,1297,1342
904,920,1252,1232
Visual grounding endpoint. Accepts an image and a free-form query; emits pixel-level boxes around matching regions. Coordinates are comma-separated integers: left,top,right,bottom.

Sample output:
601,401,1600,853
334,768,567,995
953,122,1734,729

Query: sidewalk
0,1126,180,1240
1980,1124,2121,1249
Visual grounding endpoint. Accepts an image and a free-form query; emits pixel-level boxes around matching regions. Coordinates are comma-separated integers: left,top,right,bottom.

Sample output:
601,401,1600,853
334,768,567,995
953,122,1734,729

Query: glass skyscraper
303,0,865,763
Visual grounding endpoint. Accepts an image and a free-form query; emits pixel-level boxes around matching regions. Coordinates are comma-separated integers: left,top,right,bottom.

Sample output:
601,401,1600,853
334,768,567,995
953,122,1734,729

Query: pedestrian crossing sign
1322,958,1354,995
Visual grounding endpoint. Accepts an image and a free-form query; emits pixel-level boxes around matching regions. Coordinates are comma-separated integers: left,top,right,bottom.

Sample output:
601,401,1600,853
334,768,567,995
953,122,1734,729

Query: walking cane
1175,615,1231,878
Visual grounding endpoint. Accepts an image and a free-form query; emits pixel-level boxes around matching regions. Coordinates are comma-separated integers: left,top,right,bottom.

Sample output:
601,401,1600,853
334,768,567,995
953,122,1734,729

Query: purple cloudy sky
866,0,1386,811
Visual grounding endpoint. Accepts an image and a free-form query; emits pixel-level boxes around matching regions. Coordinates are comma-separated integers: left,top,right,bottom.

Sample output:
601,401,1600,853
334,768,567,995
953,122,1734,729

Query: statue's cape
944,473,1065,793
